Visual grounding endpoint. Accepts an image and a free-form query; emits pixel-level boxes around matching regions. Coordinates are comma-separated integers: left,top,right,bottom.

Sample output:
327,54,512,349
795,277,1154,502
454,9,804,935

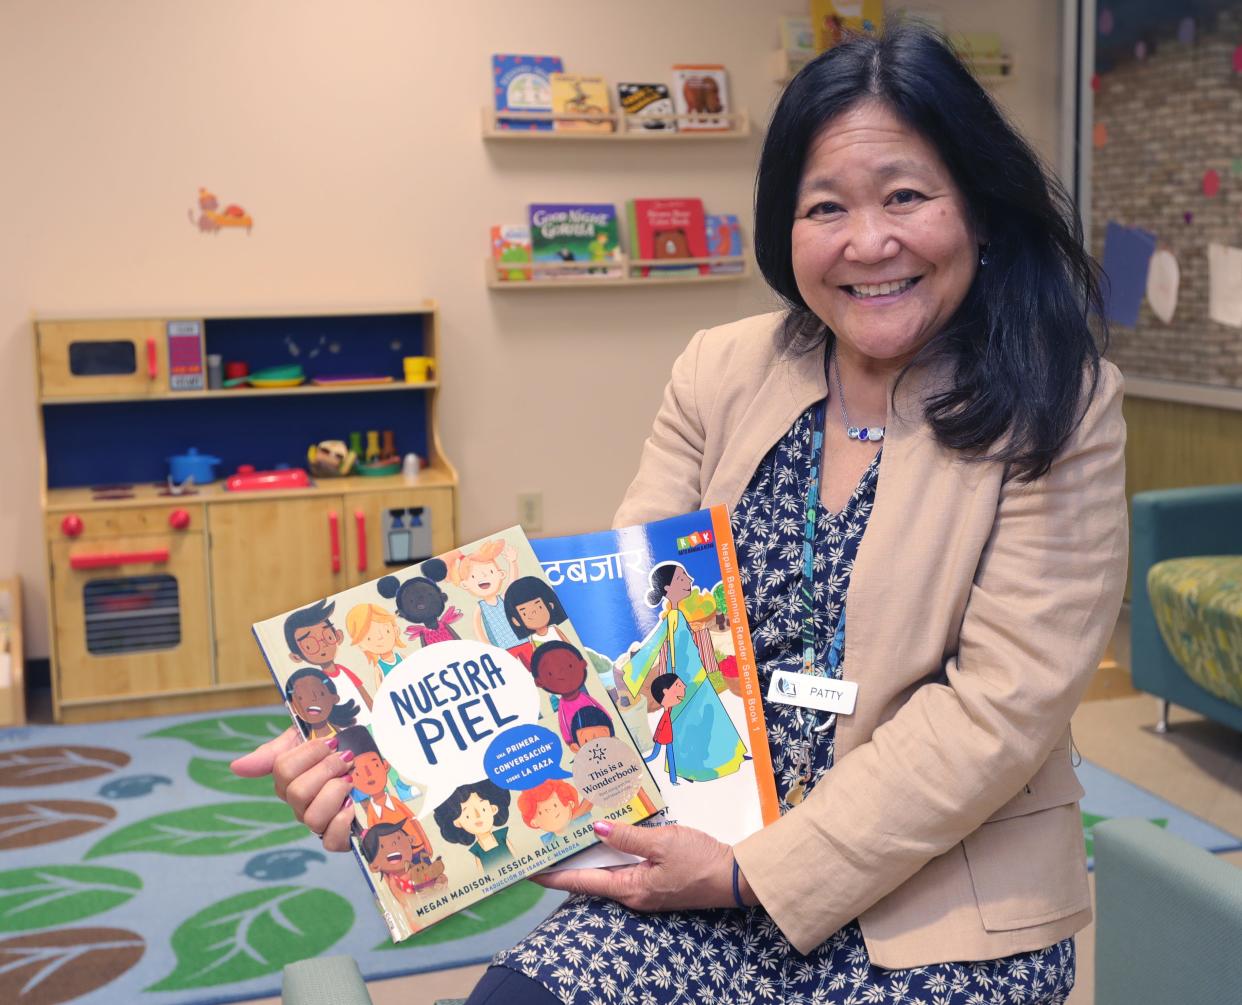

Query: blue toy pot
168,447,221,485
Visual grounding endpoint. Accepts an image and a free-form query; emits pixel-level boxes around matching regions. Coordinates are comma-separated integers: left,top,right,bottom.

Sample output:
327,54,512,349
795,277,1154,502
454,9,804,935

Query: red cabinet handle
61,514,84,538
355,510,367,573
169,509,191,531
146,338,158,380
328,510,341,574
71,548,169,570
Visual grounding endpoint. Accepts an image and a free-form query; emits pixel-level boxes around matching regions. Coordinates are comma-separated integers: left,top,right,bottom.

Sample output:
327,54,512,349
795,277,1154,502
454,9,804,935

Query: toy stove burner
91,484,135,500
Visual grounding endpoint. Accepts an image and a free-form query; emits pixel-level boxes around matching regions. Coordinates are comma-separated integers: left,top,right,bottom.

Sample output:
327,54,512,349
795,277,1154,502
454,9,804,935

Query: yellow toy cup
403,356,435,383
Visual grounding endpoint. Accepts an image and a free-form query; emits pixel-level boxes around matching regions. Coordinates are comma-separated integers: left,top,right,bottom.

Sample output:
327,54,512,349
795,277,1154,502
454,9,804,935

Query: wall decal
188,188,253,235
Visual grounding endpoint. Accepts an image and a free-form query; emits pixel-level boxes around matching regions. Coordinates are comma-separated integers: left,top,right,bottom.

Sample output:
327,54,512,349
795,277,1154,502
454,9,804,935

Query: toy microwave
37,319,206,399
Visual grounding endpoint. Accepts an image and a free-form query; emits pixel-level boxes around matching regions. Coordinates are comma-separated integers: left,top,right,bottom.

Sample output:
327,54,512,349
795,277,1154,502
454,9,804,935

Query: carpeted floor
4,695,1240,1005
0,709,565,1005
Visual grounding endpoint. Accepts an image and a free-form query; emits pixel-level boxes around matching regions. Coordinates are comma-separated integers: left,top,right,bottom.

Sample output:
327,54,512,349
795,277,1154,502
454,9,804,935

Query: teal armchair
1129,484,1242,733
1094,818,1242,1003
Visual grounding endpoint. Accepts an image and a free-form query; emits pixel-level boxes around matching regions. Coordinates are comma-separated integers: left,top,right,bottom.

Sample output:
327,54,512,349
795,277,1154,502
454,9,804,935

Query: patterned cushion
1148,556,1242,708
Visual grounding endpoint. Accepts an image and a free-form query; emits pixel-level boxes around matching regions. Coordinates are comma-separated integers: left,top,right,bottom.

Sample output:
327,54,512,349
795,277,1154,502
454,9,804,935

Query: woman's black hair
433,780,511,846
378,558,451,630
284,667,360,736
360,820,408,865
570,704,615,743
754,22,1105,481
503,577,568,637
645,562,687,608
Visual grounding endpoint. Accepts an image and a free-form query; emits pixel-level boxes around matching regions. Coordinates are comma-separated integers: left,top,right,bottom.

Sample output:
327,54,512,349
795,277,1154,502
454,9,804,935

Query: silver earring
979,247,989,267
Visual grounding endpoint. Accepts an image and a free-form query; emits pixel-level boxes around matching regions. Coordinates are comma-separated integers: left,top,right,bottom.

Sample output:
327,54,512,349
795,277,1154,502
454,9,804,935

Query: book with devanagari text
529,506,779,869
251,526,662,941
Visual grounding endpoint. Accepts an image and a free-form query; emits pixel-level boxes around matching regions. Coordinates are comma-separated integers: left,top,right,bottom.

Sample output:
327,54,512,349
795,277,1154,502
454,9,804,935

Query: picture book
779,14,815,52
617,82,677,132
626,198,708,277
670,63,731,132
706,213,743,274
810,0,884,52
490,224,532,282
528,203,622,279
529,507,779,870
252,527,663,941
550,73,614,133
492,54,564,131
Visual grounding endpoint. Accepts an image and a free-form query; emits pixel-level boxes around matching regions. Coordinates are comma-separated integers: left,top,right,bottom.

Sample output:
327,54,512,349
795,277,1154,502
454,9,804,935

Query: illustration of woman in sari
621,562,746,782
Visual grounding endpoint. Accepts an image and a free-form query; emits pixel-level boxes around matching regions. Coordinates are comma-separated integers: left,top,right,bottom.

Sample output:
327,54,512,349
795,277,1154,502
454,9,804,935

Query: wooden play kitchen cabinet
36,306,458,723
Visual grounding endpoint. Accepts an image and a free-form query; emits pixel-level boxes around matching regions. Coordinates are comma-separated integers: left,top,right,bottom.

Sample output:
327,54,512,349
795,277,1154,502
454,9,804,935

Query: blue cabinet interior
43,312,431,489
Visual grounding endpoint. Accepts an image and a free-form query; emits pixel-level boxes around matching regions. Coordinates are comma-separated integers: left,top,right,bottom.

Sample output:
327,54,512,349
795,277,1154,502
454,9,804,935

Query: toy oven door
49,532,213,708
37,320,171,399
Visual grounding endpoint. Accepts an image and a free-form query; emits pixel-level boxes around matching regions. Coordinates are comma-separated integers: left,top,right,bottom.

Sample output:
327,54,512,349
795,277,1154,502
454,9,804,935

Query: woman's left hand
531,821,757,913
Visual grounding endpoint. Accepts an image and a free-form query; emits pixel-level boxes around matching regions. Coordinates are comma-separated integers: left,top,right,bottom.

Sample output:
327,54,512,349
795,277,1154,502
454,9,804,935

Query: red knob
169,509,191,531
61,514,84,538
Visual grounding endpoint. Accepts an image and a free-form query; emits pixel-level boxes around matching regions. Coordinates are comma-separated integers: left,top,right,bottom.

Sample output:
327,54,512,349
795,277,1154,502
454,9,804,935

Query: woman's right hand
229,727,357,852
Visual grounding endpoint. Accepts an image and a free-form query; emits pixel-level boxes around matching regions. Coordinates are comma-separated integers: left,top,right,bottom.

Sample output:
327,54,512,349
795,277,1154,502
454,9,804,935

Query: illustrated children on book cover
253,527,662,942
529,507,779,870
528,203,622,279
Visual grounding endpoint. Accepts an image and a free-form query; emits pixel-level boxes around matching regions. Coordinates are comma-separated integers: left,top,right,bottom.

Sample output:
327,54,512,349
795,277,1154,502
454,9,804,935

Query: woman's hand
229,727,356,852
532,821,758,913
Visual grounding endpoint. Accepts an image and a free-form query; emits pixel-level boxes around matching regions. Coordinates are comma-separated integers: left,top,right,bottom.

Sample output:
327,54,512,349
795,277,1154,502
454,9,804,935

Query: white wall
0,1,1063,658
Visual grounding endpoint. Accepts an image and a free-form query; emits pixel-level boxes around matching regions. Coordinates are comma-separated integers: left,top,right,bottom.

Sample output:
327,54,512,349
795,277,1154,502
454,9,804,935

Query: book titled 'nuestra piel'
252,525,662,941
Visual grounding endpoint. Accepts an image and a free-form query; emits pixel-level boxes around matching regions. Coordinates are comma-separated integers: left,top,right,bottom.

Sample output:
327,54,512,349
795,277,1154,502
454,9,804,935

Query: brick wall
1091,9,1242,387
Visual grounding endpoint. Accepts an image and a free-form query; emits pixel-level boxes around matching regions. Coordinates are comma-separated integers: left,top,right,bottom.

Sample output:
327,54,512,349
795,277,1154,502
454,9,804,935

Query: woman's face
455,792,498,836
791,101,979,367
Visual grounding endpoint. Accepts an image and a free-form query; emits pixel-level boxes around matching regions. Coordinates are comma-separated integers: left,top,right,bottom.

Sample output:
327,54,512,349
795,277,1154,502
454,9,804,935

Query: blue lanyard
800,400,827,672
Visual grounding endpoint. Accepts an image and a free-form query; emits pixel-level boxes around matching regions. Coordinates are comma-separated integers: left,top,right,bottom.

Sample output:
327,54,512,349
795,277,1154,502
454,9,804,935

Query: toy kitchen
35,308,458,723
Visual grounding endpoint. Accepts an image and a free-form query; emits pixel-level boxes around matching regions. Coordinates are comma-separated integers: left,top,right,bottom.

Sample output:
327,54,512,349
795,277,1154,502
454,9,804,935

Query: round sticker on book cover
571,736,645,811
371,639,539,815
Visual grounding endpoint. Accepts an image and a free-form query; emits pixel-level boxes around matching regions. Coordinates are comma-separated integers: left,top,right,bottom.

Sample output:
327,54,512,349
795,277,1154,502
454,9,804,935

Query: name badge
766,670,858,716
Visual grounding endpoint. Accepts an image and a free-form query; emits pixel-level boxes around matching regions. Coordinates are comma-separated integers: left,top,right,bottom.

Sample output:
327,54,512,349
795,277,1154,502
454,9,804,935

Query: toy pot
168,448,221,485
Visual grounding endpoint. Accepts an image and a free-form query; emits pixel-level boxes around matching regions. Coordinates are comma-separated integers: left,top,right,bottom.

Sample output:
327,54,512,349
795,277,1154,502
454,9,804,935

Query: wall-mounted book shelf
481,107,751,141
770,48,1013,85
486,254,751,289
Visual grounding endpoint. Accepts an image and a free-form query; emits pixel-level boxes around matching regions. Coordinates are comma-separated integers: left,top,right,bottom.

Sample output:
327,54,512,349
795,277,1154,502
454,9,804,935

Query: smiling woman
231,22,1126,1005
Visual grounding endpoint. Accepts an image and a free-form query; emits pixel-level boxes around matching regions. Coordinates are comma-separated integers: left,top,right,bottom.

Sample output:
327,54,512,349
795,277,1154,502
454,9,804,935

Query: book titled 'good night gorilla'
252,525,662,941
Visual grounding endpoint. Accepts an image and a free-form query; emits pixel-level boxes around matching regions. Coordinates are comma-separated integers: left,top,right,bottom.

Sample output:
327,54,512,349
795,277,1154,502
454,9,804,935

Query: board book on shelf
528,203,622,279
670,63,731,132
492,54,564,131
706,214,743,274
617,82,677,131
252,526,663,941
626,198,708,276
490,224,532,281
531,506,779,870
550,73,614,132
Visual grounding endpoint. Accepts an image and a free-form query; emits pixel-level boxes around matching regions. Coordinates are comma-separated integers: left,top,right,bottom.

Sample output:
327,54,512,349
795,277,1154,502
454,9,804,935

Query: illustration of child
528,640,612,748
643,673,688,785
284,667,361,740
284,599,373,712
446,539,524,649
345,602,407,688
335,725,432,859
517,779,591,843
378,558,462,648
361,821,446,927
503,577,573,663
566,707,659,815
621,562,746,782
432,780,514,875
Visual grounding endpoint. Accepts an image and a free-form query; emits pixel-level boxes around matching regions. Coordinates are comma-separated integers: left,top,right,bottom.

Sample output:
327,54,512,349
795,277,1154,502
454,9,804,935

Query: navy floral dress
493,405,1076,1005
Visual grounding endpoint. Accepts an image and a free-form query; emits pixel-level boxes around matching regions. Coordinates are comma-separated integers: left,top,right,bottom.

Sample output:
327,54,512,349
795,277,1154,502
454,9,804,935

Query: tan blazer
614,312,1127,969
